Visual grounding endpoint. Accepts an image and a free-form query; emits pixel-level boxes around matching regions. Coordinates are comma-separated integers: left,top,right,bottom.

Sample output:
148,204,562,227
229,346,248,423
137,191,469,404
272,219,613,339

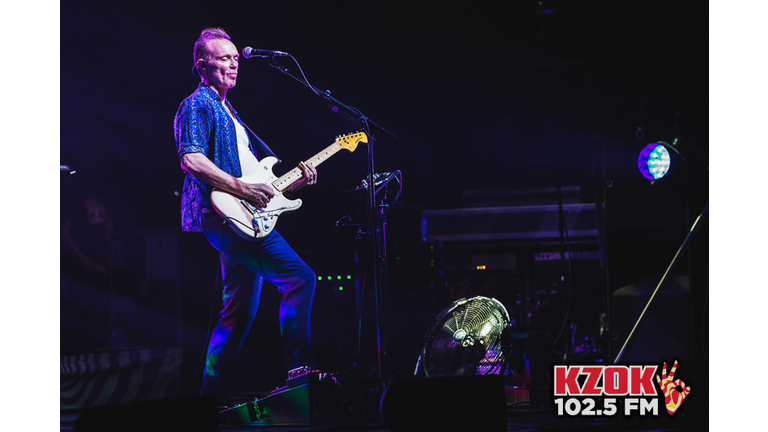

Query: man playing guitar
174,27,318,407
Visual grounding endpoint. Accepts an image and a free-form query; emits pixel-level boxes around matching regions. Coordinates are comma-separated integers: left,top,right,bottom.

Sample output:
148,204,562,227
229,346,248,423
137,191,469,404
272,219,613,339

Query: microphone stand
264,57,399,379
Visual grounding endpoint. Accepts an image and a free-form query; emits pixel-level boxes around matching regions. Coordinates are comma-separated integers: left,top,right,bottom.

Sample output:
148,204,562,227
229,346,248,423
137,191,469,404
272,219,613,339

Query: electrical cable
357,252,368,378
287,54,321,97
387,171,403,206
592,145,612,360
550,186,574,359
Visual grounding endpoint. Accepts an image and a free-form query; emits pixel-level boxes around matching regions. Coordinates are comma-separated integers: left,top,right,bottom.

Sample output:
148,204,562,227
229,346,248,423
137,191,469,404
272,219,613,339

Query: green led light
327,276,332,280
346,275,351,279
338,286,344,291
337,275,342,280
317,276,322,281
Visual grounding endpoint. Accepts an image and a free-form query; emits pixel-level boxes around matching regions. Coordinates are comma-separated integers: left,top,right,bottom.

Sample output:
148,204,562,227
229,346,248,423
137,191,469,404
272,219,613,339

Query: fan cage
421,296,511,378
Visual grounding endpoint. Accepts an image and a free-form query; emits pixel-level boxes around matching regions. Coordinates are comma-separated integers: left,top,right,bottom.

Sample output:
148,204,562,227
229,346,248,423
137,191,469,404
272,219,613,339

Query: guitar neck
271,142,343,192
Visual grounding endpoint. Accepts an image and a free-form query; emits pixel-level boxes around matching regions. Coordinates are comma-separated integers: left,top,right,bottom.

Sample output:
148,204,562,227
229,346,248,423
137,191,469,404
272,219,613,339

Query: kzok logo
553,360,691,417
656,360,692,415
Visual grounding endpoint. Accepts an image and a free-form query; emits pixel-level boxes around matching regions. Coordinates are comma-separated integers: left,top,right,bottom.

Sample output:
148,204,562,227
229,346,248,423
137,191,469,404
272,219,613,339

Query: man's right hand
240,181,275,210
181,153,276,210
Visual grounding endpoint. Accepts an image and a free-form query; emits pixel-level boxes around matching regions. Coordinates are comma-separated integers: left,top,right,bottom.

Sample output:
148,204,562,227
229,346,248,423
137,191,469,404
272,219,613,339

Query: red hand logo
656,360,691,415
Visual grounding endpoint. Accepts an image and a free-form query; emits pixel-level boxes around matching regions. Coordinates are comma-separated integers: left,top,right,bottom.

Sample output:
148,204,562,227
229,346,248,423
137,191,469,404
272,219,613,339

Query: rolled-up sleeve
174,98,211,158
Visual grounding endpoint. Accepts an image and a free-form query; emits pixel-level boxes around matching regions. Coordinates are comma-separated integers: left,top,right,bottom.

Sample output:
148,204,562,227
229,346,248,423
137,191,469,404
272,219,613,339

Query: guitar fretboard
271,142,342,192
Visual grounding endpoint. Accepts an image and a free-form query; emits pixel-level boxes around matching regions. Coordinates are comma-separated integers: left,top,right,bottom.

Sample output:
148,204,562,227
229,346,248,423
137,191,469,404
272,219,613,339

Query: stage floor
59,373,708,431
60,406,704,431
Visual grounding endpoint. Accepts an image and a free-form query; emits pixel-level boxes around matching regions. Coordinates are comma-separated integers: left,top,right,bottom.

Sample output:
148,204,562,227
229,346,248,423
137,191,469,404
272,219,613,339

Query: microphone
350,172,398,191
241,47,289,58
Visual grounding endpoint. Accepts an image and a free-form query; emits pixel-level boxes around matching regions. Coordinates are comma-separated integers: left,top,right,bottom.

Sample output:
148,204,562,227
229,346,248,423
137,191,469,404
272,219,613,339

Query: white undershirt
224,102,259,177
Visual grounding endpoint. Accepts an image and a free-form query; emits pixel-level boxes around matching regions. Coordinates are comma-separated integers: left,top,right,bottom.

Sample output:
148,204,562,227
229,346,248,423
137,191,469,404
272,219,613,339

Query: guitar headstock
335,132,368,152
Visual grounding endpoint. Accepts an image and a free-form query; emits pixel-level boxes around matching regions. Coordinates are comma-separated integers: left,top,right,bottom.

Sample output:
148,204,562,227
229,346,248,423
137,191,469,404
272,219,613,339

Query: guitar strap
243,122,280,162
223,96,281,161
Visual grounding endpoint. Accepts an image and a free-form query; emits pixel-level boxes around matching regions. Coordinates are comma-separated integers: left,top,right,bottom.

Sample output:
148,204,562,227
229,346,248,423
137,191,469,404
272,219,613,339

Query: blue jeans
200,214,316,402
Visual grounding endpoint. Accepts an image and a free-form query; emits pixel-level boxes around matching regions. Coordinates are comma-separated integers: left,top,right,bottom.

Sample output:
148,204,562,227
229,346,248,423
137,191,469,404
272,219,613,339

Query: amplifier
534,250,602,261
421,203,600,242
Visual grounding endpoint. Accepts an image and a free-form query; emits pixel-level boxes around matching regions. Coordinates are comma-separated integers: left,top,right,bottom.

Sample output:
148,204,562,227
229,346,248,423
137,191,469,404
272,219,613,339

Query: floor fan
415,296,516,377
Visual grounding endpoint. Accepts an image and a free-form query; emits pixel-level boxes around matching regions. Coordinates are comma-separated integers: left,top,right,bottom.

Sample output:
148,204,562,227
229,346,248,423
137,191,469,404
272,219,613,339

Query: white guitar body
208,132,367,241
210,156,302,240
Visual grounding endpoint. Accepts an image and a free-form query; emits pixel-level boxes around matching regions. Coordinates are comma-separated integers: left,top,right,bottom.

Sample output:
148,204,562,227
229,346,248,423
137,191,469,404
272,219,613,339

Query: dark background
60,0,708,397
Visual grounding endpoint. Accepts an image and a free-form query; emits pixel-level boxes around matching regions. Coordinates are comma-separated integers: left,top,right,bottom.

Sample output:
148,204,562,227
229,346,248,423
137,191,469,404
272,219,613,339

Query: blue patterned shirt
174,84,259,232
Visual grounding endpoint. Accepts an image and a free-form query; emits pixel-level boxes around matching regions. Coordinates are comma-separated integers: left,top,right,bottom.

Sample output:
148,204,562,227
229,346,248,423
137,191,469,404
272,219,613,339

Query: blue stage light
633,137,707,199
638,143,672,180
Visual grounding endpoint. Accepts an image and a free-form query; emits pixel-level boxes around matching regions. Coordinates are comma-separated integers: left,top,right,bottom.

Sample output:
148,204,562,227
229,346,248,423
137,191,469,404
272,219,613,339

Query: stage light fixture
637,143,672,180
638,139,686,180
634,137,708,199
636,138,694,185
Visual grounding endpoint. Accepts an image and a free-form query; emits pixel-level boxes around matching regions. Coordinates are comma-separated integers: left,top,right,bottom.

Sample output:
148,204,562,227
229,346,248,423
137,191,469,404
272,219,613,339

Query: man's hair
193,27,232,78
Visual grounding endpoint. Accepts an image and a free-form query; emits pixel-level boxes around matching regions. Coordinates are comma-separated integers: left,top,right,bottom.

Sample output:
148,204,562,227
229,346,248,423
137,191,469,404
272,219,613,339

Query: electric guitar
210,132,367,240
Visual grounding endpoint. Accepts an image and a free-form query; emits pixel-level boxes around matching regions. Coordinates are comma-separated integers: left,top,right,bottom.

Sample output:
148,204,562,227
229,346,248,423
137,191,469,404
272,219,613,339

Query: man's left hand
286,161,317,193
